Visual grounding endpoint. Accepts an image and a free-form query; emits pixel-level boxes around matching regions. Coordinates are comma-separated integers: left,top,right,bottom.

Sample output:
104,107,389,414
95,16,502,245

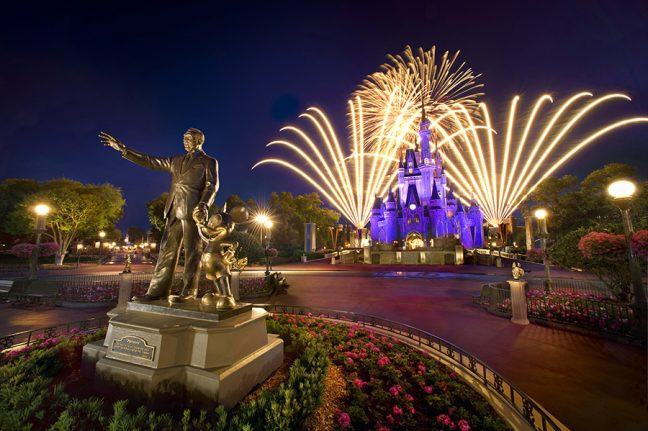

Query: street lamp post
29,204,50,280
607,179,647,342
76,242,83,267
254,214,269,244
264,220,273,275
534,208,552,287
98,231,106,257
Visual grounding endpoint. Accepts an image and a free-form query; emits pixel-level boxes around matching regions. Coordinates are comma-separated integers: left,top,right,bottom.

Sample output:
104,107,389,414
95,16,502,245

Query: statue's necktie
181,153,194,172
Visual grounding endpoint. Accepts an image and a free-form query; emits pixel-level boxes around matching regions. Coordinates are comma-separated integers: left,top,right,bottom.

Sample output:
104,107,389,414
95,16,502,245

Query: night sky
1,0,647,231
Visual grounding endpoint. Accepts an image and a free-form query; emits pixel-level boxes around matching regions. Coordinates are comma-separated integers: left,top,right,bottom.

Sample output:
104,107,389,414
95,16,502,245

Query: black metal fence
5,272,274,304
481,283,638,338
0,316,109,351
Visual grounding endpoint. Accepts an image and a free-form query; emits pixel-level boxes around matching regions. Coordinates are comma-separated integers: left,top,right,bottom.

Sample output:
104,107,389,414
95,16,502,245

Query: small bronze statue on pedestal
512,262,525,280
194,206,249,309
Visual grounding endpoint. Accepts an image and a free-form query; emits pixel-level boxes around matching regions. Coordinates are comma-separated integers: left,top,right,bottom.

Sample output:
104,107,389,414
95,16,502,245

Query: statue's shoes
131,294,164,302
169,294,196,304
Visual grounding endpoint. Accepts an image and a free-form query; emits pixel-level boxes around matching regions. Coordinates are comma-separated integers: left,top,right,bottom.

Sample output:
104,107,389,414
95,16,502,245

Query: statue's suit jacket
121,148,218,220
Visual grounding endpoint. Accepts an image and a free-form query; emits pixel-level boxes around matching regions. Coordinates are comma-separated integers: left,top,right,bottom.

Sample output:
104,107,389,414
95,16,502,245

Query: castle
369,115,484,250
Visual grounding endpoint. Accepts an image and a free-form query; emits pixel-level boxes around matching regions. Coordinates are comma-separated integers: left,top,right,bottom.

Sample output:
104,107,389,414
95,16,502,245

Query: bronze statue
196,206,249,308
512,261,525,280
100,128,218,303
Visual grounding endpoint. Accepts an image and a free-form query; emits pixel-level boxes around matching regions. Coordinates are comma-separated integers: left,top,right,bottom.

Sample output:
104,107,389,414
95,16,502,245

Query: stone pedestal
508,280,529,325
82,300,283,408
116,272,133,309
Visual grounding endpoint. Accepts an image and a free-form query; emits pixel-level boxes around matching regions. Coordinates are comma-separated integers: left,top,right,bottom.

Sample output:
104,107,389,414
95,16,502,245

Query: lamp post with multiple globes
29,204,50,280
607,179,646,341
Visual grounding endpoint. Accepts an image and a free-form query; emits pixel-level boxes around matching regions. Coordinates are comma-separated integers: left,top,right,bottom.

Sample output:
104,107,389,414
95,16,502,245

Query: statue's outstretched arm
99,131,172,172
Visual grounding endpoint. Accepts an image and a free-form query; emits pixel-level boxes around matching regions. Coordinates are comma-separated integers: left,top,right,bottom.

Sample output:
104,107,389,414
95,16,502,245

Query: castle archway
405,231,425,250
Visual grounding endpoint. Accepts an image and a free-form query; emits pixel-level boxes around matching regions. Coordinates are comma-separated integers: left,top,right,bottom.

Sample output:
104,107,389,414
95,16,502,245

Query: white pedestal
508,280,529,325
82,301,283,408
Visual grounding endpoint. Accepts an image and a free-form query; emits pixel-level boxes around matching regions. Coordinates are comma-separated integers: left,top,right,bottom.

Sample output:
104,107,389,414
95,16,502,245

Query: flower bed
495,289,637,336
268,313,510,431
1,314,511,430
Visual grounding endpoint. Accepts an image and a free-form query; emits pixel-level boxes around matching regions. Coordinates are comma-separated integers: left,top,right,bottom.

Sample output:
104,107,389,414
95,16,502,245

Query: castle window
408,168,413,174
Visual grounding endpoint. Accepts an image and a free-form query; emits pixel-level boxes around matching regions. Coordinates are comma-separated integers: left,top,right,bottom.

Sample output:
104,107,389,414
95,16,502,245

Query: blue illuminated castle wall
370,118,484,249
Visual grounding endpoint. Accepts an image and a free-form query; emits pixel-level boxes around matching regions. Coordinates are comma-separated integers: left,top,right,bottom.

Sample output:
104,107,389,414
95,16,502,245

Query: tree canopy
269,192,340,251
1,178,125,264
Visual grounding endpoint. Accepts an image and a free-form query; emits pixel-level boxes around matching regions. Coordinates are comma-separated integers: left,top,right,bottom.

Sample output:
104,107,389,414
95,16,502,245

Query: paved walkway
260,272,647,431
0,303,110,335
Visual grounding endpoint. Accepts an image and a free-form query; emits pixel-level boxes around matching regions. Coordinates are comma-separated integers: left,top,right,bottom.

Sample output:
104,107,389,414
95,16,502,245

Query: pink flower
424,385,433,394
309,331,317,337
405,393,414,401
417,363,426,372
322,330,328,336
353,378,367,388
346,357,354,365
409,407,416,415
392,405,403,415
389,385,400,396
335,410,351,429
377,355,391,367
458,419,471,431
437,414,451,426
377,426,390,431
386,414,394,424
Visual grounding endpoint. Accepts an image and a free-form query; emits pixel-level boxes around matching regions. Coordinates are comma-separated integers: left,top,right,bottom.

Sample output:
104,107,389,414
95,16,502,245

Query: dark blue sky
1,0,647,231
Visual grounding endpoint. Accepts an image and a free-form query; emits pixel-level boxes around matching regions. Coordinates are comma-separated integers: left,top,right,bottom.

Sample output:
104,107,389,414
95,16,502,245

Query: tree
525,163,647,242
146,192,168,238
229,231,264,263
0,179,39,239
127,227,147,244
269,192,340,251
3,178,125,265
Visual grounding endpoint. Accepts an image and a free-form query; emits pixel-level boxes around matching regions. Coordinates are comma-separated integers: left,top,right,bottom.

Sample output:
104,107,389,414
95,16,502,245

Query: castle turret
370,196,384,242
468,199,484,248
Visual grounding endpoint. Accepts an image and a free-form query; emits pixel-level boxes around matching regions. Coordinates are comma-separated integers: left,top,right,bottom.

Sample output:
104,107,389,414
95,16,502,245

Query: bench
0,280,13,301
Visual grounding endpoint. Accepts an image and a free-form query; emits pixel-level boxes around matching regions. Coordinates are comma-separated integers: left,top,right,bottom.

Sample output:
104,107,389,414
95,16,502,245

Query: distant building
370,114,484,250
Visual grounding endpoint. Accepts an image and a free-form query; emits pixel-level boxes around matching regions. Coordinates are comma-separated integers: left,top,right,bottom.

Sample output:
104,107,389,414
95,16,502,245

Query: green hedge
0,324,327,431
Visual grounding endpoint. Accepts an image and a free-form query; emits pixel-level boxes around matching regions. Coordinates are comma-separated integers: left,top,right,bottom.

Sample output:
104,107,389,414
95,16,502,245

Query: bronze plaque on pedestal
111,335,155,361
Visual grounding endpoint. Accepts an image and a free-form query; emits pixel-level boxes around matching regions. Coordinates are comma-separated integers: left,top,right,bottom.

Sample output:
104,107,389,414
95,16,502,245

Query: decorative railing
0,316,109,351
0,304,564,431
7,272,273,303
483,285,637,338
261,304,564,431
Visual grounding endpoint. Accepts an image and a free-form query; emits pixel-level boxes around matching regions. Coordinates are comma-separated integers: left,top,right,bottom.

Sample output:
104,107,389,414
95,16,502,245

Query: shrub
228,231,264,263
10,243,36,259
525,248,543,263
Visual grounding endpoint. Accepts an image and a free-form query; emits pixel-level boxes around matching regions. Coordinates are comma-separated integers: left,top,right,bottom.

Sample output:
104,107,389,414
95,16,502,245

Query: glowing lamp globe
607,180,636,200
99,231,106,239
255,214,269,225
534,208,548,220
34,204,50,216
76,243,83,250
409,203,416,210
264,220,273,229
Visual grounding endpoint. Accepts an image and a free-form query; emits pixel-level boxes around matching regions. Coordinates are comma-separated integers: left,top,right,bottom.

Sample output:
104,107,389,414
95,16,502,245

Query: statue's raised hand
99,131,125,152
